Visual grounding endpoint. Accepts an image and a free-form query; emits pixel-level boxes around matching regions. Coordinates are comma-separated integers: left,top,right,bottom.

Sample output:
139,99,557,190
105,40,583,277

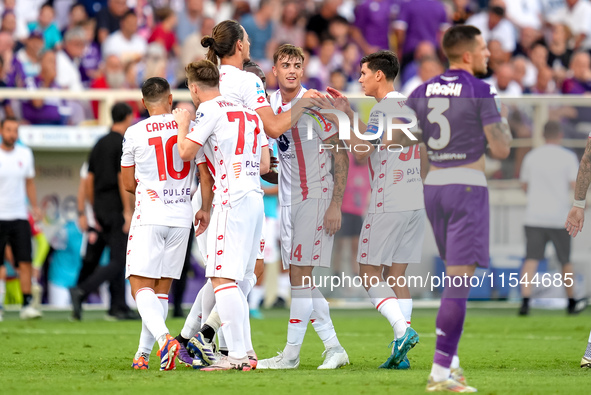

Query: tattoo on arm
327,135,349,204
575,139,591,200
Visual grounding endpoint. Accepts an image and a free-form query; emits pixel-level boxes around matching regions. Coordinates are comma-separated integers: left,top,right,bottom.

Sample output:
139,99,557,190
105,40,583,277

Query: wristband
573,200,586,209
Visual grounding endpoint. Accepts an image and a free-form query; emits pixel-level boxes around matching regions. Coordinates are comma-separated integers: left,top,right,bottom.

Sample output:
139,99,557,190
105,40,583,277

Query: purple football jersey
407,69,502,168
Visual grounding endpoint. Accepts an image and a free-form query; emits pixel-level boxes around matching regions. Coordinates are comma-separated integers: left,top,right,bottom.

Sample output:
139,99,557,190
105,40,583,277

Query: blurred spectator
56,27,85,91
490,62,523,96
340,41,361,88
27,2,62,50
0,31,14,76
137,42,175,83
505,0,542,30
1,11,19,40
148,7,179,56
400,41,436,85
102,10,147,63
90,54,125,117
305,0,342,52
351,0,394,55
401,56,444,97
273,1,305,48
466,0,516,55
96,0,130,44
0,57,15,118
450,0,477,25
241,0,274,64
329,68,348,92
9,30,44,87
513,27,543,59
178,17,214,81
548,24,573,71
524,66,557,94
328,15,350,51
306,36,342,90
512,56,536,90
79,19,102,85
393,0,449,68
547,0,591,51
79,0,109,18
177,0,203,44
488,39,509,74
562,51,591,94
0,0,29,41
22,50,67,125
62,2,89,36
203,0,235,24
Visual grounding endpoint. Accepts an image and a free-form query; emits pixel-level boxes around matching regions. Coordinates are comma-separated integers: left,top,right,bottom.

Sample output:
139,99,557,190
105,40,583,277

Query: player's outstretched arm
174,108,201,161
195,163,213,237
483,120,512,159
256,89,321,138
324,135,349,236
260,146,271,175
566,138,591,237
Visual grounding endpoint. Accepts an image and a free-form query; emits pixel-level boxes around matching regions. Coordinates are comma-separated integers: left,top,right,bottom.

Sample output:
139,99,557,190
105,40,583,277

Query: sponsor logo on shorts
233,162,242,178
146,189,159,201
216,265,222,270
289,319,302,324
217,250,223,255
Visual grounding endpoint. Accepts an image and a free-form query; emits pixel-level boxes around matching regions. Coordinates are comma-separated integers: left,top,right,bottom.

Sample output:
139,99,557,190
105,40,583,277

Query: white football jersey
121,113,196,227
186,96,268,210
366,91,424,213
270,87,337,207
219,64,270,111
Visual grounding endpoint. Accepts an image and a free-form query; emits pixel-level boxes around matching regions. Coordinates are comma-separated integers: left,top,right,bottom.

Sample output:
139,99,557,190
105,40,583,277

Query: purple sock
433,278,470,368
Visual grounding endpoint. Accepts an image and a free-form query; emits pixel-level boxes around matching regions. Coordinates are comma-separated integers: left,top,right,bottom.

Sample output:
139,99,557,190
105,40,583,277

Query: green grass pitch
0,307,589,394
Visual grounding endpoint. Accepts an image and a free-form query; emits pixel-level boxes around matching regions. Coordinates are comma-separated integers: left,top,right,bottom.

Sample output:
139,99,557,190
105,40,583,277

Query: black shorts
524,226,571,265
336,213,364,238
0,219,33,266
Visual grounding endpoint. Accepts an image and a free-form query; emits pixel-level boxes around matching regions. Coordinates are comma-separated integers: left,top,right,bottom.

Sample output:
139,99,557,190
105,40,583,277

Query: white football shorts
205,192,264,281
125,225,191,279
280,198,334,270
357,209,426,266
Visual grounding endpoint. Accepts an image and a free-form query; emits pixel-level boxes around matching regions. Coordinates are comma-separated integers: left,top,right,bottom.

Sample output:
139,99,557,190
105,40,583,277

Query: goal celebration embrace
2,1,591,394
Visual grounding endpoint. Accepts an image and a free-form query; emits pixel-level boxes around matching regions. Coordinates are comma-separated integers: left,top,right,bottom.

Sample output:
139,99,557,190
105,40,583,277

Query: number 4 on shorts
292,244,302,262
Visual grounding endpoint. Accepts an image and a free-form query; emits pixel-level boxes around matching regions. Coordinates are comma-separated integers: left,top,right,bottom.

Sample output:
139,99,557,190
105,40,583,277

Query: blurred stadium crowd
0,0,590,126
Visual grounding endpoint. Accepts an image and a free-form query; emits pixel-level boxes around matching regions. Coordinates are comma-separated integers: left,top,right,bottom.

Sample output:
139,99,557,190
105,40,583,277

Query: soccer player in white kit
322,51,424,370
121,77,196,371
257,44,350,370
175,20,316,366
174,59,267,371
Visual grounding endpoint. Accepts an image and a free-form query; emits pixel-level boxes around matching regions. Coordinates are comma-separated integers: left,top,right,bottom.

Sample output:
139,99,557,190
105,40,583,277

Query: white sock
249,285,265,310
137,321,156,355
135,288,169,348
214,283,247,359
241,287,254,353
368,282,407,339
398,298,413,325
278,272,290,299
180,284,205,339
284,285,314,360
431,363,451,382
201,281,215,322
157,294,169,321
451,354,460,369
310,287,340,349
0,280,5,310
238,274,256,298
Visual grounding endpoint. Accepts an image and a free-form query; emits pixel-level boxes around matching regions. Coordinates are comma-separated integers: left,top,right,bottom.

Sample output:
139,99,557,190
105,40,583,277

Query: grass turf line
0,308,589,394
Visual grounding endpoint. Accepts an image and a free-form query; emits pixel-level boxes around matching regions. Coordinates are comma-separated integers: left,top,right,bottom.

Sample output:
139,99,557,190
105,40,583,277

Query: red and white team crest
260,239,265,253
